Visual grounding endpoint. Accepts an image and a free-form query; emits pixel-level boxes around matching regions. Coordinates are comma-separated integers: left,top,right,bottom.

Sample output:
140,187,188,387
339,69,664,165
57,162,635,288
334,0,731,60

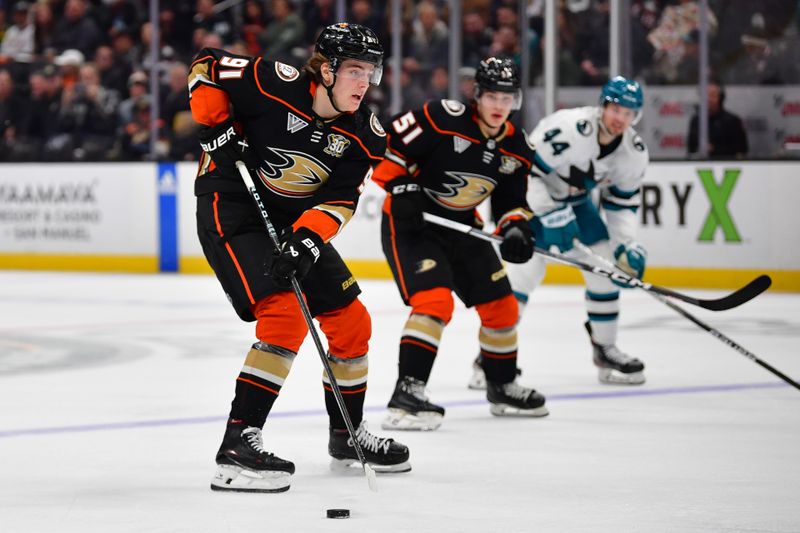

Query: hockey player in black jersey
189,23,410,493
374,57,549,432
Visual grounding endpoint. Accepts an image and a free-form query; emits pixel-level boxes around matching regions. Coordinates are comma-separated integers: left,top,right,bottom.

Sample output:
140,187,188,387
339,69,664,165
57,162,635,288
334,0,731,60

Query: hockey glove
499,220,535,264
197,118,258,175
613,242,647,288
269,227,324,288
387,177,425,232
534,204,579,252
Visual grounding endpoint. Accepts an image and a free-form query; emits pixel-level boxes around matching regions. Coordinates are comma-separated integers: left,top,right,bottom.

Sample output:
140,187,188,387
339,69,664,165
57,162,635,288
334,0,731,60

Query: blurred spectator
241,0,268,56
46,60,117,161
0,69,25,159
118,70,148,127
161,62,197,161
462,10,493,68
53,48,85,90
94,44,130,98
687,80,748,159
673,30,700,84
120,95,167,160
458,66,476,102
425,65,449,100
409,1,449,76
160,3,195,61
193,0,232,44
575,0,611,85
647,0,717,84
724,14,789,85
349,0,387,48
489,24,520,67
11,66,62,160
258,0,305,66
1,1,35,64
304,0,337,44
51,0,102,56
32,1,55,54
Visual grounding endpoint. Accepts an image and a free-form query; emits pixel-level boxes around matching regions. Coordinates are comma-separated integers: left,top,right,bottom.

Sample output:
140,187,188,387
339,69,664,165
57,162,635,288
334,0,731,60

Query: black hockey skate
329,421,411,473
486,380,549,417
585,322,645,385
210,423,295,493
382,376,445,431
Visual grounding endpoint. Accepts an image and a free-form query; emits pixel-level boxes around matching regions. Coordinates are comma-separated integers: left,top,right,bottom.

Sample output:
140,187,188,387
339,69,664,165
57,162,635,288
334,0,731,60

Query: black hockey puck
326,508,350,519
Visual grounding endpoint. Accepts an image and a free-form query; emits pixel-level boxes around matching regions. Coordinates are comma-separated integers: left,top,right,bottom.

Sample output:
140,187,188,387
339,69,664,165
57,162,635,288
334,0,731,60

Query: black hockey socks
229,342,295,428
397,313,444,382
323,353,368,430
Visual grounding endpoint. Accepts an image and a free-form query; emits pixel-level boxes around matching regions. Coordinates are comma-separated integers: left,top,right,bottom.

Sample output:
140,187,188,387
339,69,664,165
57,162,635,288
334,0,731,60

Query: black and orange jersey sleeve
373,99,459,190
189,47,276,126
292,108,387,243
491,128,535,232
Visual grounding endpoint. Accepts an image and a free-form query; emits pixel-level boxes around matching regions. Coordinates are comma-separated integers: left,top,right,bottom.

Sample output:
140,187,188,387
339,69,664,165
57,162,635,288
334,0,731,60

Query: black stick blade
699,275,772,311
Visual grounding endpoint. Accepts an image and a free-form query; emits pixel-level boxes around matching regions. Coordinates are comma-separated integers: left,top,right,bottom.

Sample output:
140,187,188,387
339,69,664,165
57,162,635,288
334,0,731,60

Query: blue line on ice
0,381,788,439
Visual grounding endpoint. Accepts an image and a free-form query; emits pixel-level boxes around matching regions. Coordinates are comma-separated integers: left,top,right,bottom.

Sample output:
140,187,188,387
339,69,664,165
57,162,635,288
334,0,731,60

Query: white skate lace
502,381,532,401
242,427,271,455
352,422,391,455
404,378,431,402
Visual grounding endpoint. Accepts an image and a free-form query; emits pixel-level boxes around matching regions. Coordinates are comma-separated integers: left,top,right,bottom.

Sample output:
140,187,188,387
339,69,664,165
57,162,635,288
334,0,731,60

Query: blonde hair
304,52,330,84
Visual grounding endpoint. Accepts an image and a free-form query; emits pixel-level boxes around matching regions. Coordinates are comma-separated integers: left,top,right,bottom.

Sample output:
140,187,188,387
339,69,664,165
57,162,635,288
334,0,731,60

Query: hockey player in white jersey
471,76,649,386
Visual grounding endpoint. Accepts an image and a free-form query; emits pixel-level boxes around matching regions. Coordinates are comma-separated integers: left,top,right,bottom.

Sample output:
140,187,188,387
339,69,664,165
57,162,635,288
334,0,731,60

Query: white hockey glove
613,242,647,287
534,204,579,252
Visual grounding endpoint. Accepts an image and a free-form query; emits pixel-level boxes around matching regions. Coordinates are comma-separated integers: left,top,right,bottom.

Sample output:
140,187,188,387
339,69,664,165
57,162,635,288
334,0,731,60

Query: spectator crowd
0,0,797,162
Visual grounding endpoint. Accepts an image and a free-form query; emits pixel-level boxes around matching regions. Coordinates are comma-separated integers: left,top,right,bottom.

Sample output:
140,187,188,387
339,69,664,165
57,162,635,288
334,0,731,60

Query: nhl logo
324,134,351,157
498,155,522,174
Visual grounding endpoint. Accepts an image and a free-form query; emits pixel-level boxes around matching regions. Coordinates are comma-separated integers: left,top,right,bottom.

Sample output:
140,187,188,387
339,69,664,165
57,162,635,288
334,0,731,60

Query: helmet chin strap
322,70,346,115
597,106,612,136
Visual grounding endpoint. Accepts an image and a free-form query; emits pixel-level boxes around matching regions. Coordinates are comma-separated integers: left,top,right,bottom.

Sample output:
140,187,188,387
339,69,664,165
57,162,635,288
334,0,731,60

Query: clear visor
475,88,522,111
336,61,383,86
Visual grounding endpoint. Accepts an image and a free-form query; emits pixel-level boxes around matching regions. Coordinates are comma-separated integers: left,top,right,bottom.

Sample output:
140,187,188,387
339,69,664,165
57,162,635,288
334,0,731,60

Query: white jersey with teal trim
527,106,649,246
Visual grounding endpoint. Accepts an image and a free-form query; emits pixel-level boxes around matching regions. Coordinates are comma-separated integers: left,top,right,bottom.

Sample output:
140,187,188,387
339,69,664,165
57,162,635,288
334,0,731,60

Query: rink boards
0,161,798,291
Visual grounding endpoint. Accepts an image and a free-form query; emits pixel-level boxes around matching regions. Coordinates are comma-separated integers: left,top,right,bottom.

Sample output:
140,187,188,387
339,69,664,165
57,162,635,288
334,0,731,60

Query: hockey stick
571,242,800,391
236,162,378,491
421,212,771,311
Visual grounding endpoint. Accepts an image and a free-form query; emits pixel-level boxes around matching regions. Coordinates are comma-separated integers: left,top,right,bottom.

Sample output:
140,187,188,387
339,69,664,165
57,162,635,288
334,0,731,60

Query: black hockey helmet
474,57,522,110
315,23,384,85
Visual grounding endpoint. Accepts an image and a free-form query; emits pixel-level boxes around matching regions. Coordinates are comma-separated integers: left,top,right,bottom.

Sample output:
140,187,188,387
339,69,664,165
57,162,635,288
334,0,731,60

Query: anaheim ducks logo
256,147,331,198
424,171,496,211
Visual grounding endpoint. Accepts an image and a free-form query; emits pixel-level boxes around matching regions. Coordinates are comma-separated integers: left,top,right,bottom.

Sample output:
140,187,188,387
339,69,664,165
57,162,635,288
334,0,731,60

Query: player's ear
321,62,333,85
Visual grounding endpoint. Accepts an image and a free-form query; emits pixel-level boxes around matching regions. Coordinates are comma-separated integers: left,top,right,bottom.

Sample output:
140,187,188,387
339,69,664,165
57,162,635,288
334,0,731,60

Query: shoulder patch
441,99,466,116
370,113,386,137
274,61,299,82
576,119,593,137
632,133,646,152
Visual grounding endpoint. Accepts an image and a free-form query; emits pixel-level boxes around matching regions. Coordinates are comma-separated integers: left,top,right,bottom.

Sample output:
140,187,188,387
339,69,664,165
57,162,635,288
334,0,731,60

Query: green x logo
697,169,741,242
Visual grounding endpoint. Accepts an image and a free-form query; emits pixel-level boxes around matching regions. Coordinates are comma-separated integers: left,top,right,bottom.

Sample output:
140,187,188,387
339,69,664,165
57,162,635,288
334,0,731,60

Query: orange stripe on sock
480,350,517,360
323,385,367,394
401,338,437,353
236,377,279,395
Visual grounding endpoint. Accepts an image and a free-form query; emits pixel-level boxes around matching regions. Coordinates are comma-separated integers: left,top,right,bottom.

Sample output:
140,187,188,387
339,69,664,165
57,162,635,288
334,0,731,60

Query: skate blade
330,457,412,474
597,368,646,385
489,403,549,418
381,408,443,431
210,464,291,493
467,369,487,390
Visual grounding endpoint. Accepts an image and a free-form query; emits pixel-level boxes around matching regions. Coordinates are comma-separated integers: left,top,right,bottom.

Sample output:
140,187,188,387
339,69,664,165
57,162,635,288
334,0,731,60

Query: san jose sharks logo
424,171,496,211
256,147,331,198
